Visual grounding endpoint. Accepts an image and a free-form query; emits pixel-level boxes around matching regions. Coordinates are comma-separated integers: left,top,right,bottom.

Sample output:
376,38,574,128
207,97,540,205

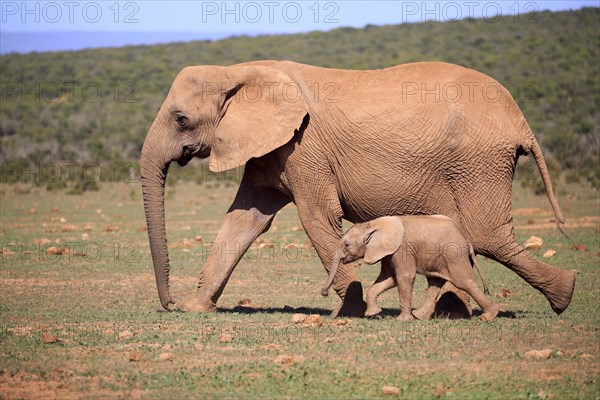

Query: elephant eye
175,113,189,129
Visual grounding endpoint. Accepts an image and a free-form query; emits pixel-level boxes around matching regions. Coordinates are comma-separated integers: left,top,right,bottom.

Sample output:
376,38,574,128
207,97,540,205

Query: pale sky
2,1,598,33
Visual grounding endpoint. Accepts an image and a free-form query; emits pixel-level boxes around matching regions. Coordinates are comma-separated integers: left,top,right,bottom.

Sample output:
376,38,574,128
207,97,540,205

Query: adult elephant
140,60,575,317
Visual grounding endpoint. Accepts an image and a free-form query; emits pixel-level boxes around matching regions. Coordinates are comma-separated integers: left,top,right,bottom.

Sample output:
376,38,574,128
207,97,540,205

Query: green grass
0,181,598,398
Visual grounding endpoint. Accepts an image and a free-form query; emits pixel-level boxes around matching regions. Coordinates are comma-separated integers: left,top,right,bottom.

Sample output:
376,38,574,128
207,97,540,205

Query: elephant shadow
218,305,331,316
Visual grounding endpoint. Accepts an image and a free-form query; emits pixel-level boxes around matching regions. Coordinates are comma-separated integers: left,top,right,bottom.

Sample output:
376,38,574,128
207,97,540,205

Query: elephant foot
479,304,500,322
364,304,382,317
331,281,367,318
412,306,434,321
397,312,414,321
545,269,576,315
177,294,217,313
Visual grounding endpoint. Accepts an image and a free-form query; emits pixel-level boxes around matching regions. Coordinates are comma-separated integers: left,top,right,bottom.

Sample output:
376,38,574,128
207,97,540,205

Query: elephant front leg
178,182,290,312
393,253,416,321
297,200,367,318
365,258,396,317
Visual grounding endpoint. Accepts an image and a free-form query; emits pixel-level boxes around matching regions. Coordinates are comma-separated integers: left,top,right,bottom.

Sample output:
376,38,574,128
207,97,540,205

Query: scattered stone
543,249,556,258
524,236,544,250
305,314,324,327
580,353,594,359
105,225,119,232
118,330,133,340
334,319,349,326
46,246,67,255
324,337,339,343
81,233,89,241
291,314,307,324
524,349,553,359
194,235,203,243
129,351,143,362
40,332,57,344
382,385,401,395
158,352,174,361
61,224,76,232
237,298,252,307
59,217,67,223
219,333,233,343
571,244,588,252
496,288,514,298
274,354,305,365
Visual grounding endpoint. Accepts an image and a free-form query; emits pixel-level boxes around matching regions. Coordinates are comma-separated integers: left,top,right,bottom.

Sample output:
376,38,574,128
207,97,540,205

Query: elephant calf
322,215,499,321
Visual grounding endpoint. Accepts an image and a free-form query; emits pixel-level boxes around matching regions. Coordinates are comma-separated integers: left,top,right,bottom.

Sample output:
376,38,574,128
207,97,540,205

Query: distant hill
1,8,598,187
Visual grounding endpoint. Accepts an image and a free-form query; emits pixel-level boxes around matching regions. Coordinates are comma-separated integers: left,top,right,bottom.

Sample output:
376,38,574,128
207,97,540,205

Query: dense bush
0,8,598,189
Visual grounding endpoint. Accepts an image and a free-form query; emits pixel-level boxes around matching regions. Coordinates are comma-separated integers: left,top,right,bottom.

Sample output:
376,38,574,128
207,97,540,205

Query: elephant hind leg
480,238,575,315
412,277,445,320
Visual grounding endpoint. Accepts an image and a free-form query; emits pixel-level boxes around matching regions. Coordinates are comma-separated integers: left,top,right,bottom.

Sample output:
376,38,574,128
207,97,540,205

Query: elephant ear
364,217,405,265
210,66,309,172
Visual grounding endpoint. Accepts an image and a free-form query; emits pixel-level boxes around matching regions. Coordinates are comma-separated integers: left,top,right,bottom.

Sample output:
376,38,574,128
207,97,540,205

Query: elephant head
321,217,405,296
140,65,308,310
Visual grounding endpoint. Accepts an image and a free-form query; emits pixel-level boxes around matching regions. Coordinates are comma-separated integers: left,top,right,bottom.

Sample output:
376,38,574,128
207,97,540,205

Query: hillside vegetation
0,8,598,186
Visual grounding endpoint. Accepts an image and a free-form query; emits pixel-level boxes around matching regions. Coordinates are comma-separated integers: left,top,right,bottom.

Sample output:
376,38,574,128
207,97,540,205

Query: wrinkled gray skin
323,216,499,321
140,60,574,317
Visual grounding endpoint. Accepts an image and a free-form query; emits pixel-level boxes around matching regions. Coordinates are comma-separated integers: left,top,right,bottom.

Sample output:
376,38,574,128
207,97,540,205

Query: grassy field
0,178,598,399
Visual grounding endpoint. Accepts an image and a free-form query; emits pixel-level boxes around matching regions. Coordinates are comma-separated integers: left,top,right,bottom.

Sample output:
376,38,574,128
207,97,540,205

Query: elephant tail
529,138,567,235
469,245,489,295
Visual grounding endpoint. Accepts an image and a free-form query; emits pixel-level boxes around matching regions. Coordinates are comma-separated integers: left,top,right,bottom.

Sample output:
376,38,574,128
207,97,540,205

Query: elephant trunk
140,140,176,311
322,248,344,296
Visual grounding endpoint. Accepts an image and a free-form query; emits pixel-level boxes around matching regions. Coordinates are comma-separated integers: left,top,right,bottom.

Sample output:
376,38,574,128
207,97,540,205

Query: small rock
291,313,307,324
274,354,304,365
41,332,57,344
194,235,203,243
334,319,349,326
59,217,66,223
495,288,514,298
51,207,60,213
81,233,89,241
543,249,556,258
61,224,76,232
158,352,174,361
524,236,543,250
219,333,233,343
305,314,323,327
118,330,133,340
46,246,64,255
324,337,339,343
237,298,252,307
580,353,594,359
556,350,565,357
526,219,535,225
129,351,143,362
382,385,401,395
571,244,588,252
524,349,553,359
